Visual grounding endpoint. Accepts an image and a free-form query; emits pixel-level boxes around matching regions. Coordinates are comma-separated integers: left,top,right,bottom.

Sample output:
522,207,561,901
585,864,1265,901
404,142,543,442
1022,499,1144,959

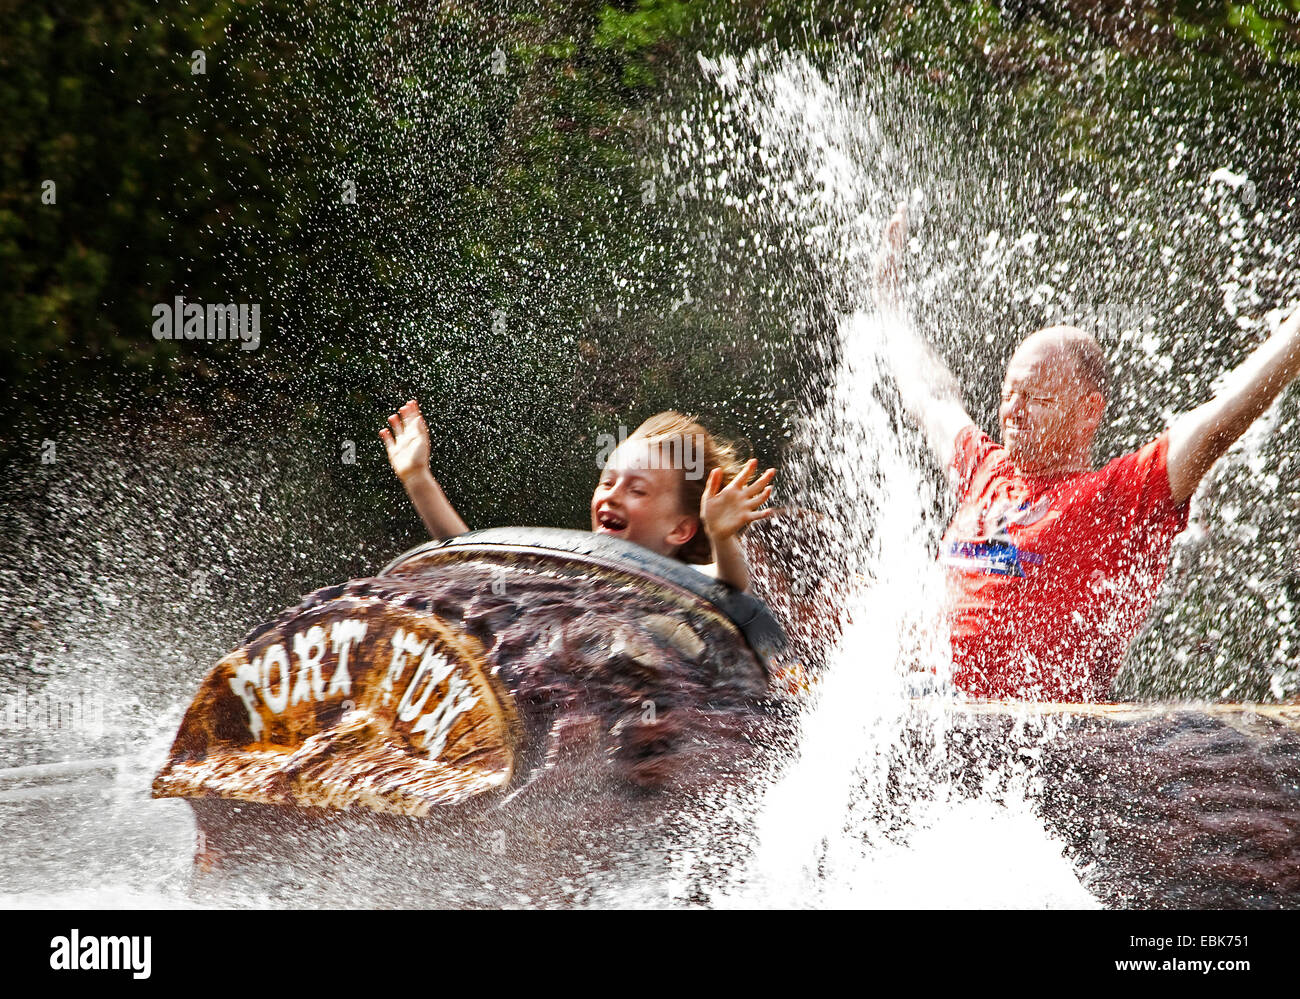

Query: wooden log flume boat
152,528,788,870
152,528,1300,907
933,699,1300,908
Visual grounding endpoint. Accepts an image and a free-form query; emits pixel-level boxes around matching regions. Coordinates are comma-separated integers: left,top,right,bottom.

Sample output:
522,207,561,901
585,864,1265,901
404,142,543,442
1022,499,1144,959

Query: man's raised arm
872,204,976,469
1167,307,1300,505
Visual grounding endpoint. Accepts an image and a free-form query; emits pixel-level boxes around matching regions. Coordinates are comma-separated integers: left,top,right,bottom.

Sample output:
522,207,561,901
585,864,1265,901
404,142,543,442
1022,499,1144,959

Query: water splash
4,25,1298,908
668,48,1106,907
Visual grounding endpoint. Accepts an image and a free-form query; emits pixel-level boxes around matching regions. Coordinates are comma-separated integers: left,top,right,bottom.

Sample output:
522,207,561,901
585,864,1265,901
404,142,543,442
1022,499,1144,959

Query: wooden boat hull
923,699,1300,908
153,529,784,869
173,698,1300,907
152,530,1300,906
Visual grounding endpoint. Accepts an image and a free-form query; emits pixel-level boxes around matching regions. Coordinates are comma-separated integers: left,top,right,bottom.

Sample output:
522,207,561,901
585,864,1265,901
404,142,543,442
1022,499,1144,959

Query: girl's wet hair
626,410,746,564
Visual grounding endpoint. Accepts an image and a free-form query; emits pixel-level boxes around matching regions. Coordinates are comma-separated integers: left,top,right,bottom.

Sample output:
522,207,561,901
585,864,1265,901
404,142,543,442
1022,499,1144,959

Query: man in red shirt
875,206,1300,701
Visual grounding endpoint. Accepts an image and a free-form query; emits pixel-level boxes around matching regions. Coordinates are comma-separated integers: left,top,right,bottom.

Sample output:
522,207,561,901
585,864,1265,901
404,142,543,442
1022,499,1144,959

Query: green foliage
595,1,698,54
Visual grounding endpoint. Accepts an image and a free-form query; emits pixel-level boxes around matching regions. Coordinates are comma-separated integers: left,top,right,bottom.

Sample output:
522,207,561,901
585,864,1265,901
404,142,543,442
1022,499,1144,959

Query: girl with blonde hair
381,401,775,591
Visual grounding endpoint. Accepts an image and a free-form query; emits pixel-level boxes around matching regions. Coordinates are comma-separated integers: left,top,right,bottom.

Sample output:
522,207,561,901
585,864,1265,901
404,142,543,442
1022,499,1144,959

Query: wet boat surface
153,529,788,877
919,699,1300,908
152,529,1299,907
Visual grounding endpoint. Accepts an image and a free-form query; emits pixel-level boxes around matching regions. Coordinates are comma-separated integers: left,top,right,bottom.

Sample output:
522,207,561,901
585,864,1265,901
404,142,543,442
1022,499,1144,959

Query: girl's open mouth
596,510,627,532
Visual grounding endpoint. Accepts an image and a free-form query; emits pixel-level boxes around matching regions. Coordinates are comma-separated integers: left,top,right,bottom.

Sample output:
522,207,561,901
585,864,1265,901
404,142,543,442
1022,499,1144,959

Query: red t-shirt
940,426,1190,701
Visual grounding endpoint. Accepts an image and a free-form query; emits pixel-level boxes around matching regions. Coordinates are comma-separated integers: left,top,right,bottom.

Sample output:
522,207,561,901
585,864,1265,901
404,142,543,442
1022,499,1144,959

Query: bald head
999,325,1110,475
1016,325,1110,400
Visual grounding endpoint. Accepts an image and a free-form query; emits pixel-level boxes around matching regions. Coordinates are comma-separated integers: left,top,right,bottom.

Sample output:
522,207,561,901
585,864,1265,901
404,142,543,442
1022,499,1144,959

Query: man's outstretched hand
1167,304,1300,505
380,399,431,483
865,199,975,468
872,201,909,310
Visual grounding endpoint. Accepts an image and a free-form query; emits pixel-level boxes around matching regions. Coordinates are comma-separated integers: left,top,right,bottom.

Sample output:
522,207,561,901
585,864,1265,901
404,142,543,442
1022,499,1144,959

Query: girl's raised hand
701,459,776,542
379,399,431,483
